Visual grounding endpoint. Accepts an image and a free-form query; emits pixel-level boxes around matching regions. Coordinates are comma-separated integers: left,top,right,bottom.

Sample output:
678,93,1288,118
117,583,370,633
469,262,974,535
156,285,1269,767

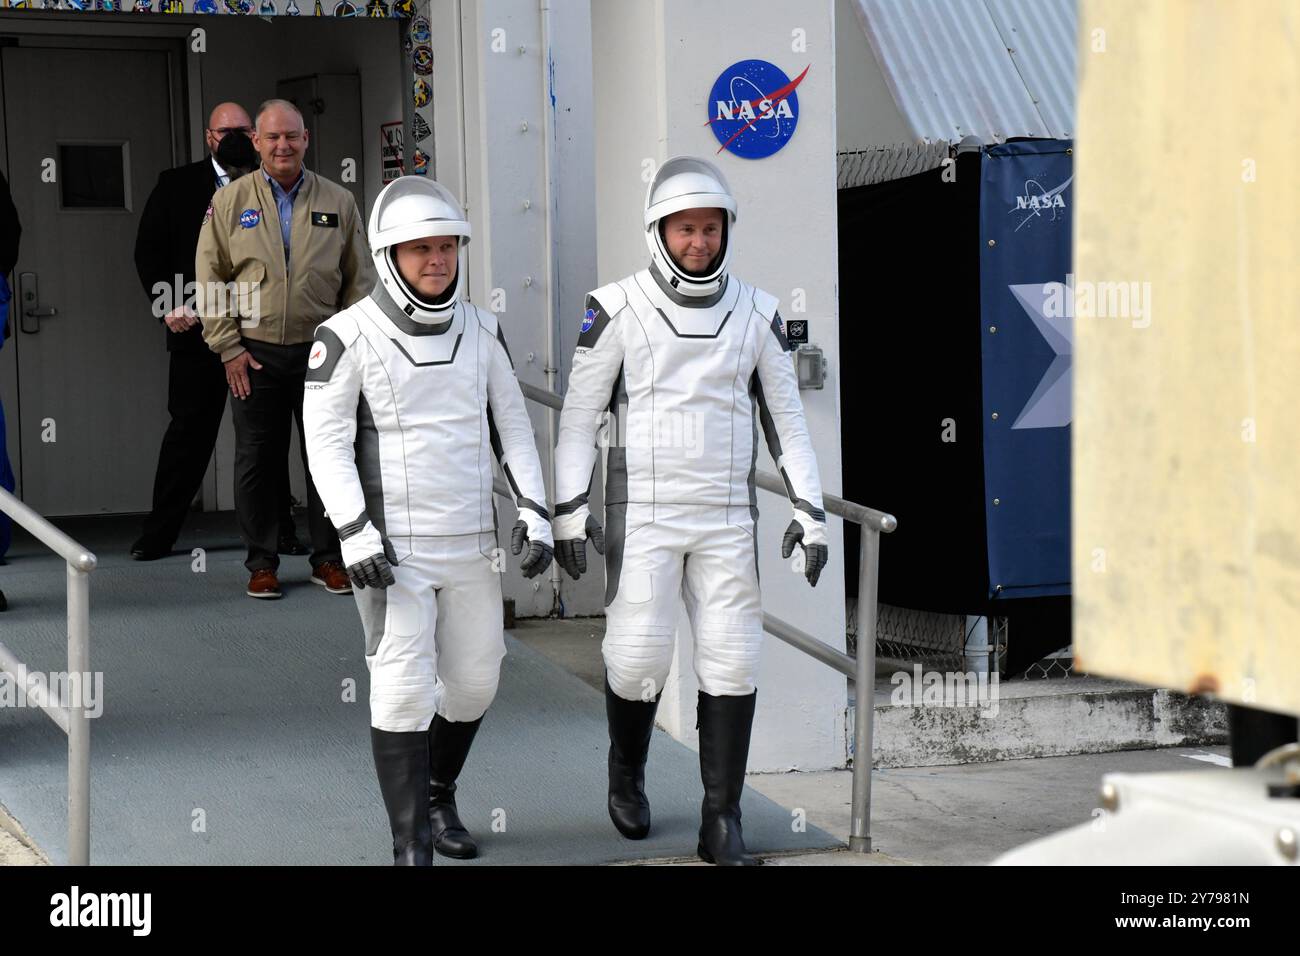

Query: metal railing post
67,562,91,866
0,485,96,866
850,526,882,853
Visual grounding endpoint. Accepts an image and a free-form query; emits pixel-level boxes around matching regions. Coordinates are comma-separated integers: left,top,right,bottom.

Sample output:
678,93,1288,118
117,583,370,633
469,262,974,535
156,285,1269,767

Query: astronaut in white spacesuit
303,176,552,865
553,156,828,866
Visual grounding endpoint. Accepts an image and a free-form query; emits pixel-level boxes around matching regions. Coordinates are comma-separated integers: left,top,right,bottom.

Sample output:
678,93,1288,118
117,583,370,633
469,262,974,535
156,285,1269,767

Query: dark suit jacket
0,170,20,345
133,158,221,353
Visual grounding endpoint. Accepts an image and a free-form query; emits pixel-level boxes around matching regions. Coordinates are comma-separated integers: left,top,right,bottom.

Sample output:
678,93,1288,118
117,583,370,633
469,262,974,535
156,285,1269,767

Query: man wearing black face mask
131,102,303,561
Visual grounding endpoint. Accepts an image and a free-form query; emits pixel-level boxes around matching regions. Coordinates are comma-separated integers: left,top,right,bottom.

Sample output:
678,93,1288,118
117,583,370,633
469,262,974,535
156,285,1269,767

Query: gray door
2,47,173,516
276,73,366,214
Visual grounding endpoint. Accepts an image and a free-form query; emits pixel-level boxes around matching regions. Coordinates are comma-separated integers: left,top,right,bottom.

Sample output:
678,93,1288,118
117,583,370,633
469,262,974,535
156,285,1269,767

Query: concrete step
853,671,1228,769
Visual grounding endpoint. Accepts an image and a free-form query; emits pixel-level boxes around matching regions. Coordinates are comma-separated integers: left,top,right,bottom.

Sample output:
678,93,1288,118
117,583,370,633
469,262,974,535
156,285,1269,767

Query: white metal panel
984,0,1076,139
852,0,1075,144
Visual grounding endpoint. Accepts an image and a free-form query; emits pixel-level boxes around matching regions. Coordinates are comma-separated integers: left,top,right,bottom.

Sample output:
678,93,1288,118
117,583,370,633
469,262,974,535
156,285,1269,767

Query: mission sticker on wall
411,113,432,144
413,77,432,109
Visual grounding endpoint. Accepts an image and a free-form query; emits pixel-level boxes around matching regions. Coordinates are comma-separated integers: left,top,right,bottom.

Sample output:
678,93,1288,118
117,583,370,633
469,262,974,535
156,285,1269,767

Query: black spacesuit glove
511,520,555,579
554,514,605,580
347,553,396,590
781,519,829,587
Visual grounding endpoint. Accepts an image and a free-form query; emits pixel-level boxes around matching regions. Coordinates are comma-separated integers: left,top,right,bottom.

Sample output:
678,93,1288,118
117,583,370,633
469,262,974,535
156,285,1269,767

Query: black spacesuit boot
605,677,661,839
427,714,484,859
696,690,762,866
370,727,433,866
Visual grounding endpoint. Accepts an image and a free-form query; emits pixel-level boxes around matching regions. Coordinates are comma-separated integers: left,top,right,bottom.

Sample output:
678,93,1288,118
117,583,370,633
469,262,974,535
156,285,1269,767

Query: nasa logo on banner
413,45,433,76
706,59,808,160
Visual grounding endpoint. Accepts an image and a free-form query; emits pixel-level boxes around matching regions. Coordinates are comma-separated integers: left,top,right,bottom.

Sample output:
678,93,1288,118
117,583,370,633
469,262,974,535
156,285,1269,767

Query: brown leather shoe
311,561,354,595
247,569,282,599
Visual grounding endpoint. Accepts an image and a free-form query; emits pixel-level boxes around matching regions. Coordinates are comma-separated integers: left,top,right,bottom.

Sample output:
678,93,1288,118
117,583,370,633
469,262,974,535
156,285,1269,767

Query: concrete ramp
0,516,839,865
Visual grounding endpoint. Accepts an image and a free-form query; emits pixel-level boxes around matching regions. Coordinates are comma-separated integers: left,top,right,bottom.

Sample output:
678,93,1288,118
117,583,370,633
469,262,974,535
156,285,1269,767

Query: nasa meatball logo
239,209,261,229
580,308,597,333
308,342,328,370
706,59,808,160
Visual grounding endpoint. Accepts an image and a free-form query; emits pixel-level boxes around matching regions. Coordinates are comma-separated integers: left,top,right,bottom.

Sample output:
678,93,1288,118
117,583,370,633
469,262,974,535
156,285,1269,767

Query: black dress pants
229,338,340,572
141,348,298,549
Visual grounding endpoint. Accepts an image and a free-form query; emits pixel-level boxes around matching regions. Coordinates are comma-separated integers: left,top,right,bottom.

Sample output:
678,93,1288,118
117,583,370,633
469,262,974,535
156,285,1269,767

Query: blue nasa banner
978,140,1073,600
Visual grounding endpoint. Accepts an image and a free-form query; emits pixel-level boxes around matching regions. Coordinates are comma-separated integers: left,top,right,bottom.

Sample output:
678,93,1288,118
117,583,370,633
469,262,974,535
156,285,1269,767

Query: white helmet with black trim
644,155,737,298
369,176,471,322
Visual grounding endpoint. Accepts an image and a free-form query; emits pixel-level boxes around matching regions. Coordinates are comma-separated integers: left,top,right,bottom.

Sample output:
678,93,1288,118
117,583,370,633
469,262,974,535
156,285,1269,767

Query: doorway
1,41,182,516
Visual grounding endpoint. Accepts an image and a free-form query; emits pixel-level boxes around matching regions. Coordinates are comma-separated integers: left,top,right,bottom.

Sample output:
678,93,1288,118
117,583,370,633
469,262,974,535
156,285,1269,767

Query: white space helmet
644,156,737,298
369,176,471,321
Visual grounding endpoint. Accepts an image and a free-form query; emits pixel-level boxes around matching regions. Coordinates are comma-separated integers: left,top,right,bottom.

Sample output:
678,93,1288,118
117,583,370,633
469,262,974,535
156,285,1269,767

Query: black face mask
214,133,258,180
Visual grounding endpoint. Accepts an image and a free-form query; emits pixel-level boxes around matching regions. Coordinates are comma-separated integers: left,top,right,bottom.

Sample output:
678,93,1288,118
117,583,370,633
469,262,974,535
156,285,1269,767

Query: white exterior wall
591,0,848,770
833,0,912,151
433,0,600,617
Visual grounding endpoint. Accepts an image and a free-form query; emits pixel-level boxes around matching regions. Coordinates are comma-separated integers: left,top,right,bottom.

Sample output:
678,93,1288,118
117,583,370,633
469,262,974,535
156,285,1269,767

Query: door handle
17,271,56,333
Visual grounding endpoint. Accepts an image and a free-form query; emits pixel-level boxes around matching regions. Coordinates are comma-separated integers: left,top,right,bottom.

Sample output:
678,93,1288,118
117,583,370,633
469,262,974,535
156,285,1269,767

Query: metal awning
851,0,1076,145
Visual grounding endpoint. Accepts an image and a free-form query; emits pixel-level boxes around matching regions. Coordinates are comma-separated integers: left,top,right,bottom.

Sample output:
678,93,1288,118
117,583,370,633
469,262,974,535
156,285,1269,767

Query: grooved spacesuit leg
681,507,764,697
363,534,505,733
600,505,682,703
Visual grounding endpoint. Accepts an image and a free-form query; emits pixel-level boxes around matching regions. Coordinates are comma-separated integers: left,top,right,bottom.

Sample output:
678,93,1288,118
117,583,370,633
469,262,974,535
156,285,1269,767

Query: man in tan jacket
197,98,375,599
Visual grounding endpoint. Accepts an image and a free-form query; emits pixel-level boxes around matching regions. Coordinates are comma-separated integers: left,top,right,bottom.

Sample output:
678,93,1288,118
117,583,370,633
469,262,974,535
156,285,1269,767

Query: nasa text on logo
1009,174,1072,232
580,307,597,333
706,59,808,159
239,208,261,230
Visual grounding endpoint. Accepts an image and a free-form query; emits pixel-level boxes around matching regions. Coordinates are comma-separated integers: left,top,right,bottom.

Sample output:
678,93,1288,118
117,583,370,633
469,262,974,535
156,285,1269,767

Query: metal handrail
0,486,94,865
515,381,895,854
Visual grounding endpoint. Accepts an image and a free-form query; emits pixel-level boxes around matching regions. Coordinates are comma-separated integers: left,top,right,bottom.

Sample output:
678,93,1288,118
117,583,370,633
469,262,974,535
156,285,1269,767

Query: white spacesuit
553,156,828,865
304,177,552,865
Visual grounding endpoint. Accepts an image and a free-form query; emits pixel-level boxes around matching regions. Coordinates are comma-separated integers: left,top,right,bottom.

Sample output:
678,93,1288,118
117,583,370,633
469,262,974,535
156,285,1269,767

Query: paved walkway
0,515,837,865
